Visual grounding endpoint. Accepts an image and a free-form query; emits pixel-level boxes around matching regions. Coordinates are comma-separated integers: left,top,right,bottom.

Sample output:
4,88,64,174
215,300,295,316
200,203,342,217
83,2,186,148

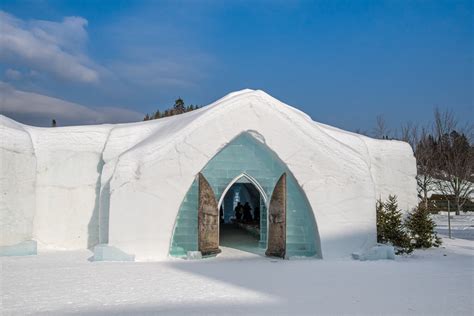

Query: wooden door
198,173,221,256
265,173,287,258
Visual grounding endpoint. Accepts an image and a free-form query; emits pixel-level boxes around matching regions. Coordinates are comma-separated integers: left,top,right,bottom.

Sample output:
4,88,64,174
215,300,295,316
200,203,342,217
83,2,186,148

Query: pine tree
376,195,414,254
141,99,200,121
405,205,441,248
376,199,386,243
173,98,185,114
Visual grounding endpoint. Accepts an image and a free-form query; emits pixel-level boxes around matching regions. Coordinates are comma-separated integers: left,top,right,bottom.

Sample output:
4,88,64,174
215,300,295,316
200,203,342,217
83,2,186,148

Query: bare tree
354,128,369,136
415,128,438,210
399,121,418,147
432,108,474,214
433,108,457,138
373,115,391,139
399,121,437,209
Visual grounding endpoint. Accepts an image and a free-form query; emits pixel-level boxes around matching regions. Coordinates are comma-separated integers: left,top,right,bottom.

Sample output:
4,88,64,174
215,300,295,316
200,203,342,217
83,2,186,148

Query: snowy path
1,237,473,315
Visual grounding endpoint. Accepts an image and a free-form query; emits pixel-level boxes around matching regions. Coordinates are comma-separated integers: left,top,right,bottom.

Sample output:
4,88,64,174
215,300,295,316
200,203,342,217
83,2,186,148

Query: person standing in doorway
234,202,243,222
243,202,252,222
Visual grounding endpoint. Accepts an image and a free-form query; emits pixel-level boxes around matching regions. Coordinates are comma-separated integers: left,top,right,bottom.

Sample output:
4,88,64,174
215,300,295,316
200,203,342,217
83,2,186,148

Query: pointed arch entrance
169,132,320,259
197,172,287,258
217,173,269,255
217,173,268,211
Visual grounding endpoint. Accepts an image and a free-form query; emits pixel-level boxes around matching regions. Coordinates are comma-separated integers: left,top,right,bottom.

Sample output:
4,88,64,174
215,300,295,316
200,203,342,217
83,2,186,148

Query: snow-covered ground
1,236,472,315
433,213,474,240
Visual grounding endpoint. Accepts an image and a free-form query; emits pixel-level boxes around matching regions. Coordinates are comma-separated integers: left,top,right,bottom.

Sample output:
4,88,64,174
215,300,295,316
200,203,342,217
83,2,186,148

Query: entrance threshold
219,223,265,257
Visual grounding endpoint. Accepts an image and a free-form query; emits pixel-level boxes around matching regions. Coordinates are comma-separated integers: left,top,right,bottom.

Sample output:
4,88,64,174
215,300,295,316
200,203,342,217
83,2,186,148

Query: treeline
364,109,473,215
143,98,201,121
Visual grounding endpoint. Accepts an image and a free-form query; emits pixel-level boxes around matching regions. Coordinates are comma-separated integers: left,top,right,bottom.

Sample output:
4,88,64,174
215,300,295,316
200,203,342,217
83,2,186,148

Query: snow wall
0,117,37,254
0,89,417,260
27,125,112,249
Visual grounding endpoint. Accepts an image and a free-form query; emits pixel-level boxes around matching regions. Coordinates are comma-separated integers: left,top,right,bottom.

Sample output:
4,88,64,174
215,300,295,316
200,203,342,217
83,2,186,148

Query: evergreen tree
142,99,201,121
405,206,442,248
376,199,386,243
173,98,185,114
376,195,413,254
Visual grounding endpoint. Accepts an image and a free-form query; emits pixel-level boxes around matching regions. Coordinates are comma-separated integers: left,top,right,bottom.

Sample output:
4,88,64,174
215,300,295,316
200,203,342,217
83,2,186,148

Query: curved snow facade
0,89,417,260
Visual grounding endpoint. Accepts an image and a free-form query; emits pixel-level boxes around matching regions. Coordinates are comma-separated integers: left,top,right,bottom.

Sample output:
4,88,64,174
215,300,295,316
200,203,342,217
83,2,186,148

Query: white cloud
110,60,201,87
5,69,22,80
0,82,143,126
0,11,99,83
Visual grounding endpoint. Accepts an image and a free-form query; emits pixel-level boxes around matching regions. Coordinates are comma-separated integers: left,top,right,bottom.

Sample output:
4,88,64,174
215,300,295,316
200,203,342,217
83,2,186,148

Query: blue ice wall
169,132,320,258
0,240,37,256
169,180,199,257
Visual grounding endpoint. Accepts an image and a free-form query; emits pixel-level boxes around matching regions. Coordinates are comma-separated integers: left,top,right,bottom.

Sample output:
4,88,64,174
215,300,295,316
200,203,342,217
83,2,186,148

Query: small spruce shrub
376,195,413,254
405,205,442,249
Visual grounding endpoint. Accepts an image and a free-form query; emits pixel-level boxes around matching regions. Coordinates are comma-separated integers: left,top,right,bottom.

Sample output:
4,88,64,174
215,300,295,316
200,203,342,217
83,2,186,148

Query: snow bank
1,89,417,260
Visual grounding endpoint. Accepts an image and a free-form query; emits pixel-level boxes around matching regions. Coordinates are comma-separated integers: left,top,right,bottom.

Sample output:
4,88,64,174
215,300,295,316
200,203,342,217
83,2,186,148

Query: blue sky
0,0,472,131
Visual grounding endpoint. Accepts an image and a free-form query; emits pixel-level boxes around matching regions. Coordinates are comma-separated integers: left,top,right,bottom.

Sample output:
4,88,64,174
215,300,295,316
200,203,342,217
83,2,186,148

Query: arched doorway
169,132,320,259
217,174,268,255
196,172,287,257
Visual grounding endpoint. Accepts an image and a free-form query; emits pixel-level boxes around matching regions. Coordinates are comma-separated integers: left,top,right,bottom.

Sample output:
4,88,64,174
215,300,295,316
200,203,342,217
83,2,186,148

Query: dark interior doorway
219,179,263,254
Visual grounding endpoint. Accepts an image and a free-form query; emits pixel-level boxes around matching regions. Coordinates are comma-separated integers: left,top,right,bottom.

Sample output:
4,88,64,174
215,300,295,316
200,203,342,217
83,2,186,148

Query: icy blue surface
170,132,320,258
0,240,37,256
93,244,135,261
352,244,395,261
169,180,199,257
